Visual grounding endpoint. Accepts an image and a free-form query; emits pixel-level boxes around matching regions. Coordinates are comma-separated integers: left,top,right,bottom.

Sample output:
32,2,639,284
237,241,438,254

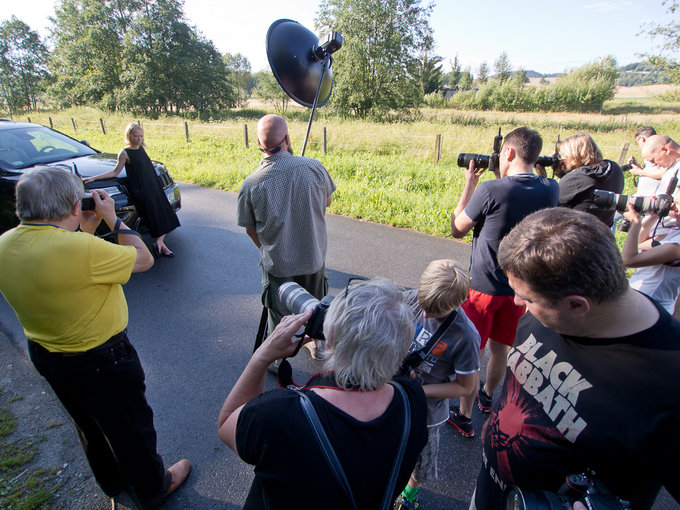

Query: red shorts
461,289,526,349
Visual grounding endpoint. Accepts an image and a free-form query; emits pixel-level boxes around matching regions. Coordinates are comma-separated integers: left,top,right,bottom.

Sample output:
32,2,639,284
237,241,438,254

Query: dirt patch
0,335,126,509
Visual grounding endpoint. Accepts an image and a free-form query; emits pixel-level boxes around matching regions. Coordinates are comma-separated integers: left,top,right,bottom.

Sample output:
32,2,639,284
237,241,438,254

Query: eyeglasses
343,277,368,298
257,135,287,154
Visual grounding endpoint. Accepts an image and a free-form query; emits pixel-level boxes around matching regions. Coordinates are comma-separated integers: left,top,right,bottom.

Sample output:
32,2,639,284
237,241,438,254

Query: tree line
1,0,678,119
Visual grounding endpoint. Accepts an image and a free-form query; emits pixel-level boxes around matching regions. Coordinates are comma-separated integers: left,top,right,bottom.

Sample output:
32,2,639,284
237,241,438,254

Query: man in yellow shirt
0,166,189,509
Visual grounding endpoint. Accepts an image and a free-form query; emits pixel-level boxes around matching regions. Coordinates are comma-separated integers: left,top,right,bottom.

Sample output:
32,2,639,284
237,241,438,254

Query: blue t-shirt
464,175,559,296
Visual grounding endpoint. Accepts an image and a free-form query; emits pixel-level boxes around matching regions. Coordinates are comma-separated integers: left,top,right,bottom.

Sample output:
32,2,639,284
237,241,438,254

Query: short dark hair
635,126,656,139
502,127,543,165
498,208,628,303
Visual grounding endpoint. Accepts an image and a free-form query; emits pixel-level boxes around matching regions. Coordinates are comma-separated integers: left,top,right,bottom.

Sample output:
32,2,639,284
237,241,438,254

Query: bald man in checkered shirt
237,114,336,352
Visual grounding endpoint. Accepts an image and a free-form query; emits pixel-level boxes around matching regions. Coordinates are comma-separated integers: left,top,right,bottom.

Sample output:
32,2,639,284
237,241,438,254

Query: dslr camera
593,190,675,218
505,471,631,510
278,282,333,341
457,128,560,175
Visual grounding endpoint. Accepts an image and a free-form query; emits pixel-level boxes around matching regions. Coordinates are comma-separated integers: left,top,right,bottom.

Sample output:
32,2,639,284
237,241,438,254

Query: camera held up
505,471,632,510
457,128,560,176
593,190,675,219
278,282,333,342
81,192,95,211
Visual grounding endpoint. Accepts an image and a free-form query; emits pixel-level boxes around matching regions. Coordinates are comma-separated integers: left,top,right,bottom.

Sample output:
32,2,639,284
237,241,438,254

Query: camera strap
402,309,458,374
295,381,410,510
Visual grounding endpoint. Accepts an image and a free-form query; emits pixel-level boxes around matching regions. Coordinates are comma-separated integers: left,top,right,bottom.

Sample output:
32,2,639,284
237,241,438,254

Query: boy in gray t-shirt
395,260,481,509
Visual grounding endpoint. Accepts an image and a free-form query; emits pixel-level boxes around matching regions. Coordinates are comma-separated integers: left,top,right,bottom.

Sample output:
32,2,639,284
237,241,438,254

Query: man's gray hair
16,166,83,222
322,278,414,391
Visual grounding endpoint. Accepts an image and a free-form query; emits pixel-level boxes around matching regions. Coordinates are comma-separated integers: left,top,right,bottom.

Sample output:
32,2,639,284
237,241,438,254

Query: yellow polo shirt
0,224,136,352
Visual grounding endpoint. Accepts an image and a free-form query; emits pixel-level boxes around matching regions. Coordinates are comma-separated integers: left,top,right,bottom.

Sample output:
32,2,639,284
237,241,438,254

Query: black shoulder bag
296,382,411,510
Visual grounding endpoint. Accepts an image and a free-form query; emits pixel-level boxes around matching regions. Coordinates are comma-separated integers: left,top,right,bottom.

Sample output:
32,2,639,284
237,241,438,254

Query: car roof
0,120,44,130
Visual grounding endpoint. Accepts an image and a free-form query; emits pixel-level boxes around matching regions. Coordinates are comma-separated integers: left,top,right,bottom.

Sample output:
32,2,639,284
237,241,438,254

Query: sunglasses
257,135,287,154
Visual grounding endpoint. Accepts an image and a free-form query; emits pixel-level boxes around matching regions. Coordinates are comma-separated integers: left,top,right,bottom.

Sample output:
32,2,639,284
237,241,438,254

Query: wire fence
25,114,636,165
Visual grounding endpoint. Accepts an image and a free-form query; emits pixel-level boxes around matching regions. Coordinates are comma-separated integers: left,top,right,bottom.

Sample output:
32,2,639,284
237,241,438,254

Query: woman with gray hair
218,278,427,510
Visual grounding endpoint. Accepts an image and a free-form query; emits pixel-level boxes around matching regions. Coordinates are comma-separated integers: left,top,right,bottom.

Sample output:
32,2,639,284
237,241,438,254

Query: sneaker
447,406,474,437
477,383,492,413
303,339,325,360
394,493,419,509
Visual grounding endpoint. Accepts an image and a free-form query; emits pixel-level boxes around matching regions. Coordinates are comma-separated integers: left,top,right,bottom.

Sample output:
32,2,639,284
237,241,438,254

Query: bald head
257,114,289,152
642,134,680,170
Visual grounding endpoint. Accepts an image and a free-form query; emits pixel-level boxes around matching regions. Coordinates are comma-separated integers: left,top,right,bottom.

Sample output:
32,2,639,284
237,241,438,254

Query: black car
0,120,181,233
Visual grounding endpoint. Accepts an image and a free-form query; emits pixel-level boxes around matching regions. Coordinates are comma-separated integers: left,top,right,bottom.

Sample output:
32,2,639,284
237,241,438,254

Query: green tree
253,70,290,114
448,55,462,87
48,0,137,109
118,0,234,114
316,0,434,118
477,61,489,84
459,67,473,89
0,17,50,113
494,52,511,82
641,1,680,84
419,52,444,94
224,52,254,107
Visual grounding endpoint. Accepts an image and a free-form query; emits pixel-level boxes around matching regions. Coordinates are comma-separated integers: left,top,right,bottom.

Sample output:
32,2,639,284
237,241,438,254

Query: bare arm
91,189,154,272
622,205,680,267
630,161,666,180
420,372,476,400
217,311,312,452
327,194,333,208
245,227,261,249
451,160,483,238
83,150,128,183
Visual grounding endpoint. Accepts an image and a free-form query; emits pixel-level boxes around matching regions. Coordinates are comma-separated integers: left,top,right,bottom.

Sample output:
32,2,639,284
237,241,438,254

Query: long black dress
124,147,180,238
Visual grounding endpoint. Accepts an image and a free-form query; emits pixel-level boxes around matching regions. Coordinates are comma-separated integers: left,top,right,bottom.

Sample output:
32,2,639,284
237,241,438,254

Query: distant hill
617,62,670,86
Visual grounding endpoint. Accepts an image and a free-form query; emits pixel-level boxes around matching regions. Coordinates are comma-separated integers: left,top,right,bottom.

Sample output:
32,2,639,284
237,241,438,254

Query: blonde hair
124,123,144,147
417,259,470,317
557,132,602,172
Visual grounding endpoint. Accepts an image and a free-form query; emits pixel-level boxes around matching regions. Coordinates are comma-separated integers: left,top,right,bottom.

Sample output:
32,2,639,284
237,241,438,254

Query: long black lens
457,153,490,168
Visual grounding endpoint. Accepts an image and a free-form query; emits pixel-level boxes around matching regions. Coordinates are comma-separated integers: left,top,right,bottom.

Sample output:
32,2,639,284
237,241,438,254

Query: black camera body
505,472,632,510
81,192,95,211
278,282,333,341
457,128,560,175
620,156,637,173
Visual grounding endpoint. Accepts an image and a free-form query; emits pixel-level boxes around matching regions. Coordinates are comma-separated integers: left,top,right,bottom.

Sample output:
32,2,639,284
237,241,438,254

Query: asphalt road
1,183,676,509
0,183,481,509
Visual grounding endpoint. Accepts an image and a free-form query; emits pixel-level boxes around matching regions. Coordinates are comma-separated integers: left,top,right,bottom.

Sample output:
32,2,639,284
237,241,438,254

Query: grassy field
15,104,680,240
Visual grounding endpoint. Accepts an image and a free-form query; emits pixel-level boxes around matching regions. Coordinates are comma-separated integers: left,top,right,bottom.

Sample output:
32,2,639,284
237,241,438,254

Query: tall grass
15,106,680,240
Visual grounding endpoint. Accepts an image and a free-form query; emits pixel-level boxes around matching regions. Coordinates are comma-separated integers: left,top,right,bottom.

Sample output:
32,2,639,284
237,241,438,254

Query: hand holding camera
254,310,313,364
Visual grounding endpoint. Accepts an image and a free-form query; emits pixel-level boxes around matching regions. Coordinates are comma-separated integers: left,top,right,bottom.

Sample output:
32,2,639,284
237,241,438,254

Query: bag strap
403,308,458,372
297,392,359,510
296,381,411,510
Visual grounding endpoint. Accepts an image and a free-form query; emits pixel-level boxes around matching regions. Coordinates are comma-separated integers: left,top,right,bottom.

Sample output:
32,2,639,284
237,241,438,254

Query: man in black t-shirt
472,208,680,510
450,127,559,436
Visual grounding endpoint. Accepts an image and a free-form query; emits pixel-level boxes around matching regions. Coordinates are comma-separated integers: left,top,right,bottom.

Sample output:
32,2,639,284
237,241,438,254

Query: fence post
323,127,327,155
27,117,30,123
99,118,106,135
49,117,53,129
434,134,442,164
184,121,190,142
243,124,249,148
617,142,630,166
71,118,77,131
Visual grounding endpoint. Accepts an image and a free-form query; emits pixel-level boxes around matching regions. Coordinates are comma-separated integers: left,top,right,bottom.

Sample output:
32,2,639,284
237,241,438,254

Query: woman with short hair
217,278,427,510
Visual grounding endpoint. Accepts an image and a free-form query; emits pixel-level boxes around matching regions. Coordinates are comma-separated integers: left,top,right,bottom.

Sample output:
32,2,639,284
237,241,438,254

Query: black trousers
28,332,171,508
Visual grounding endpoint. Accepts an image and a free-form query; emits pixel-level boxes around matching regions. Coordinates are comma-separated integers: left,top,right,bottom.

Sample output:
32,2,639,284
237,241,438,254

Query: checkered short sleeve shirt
237,152,336,277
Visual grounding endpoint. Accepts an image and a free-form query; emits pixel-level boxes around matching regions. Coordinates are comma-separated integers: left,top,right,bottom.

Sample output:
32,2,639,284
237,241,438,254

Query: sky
1,0,671,75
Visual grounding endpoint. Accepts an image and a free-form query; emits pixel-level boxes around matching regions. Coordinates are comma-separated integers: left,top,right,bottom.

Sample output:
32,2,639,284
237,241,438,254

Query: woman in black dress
85,123,180,256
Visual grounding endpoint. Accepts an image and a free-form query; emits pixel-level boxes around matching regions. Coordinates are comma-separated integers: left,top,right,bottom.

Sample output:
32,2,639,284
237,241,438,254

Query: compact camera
505,472,632,510
278,282,333,341
81,192,95,211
